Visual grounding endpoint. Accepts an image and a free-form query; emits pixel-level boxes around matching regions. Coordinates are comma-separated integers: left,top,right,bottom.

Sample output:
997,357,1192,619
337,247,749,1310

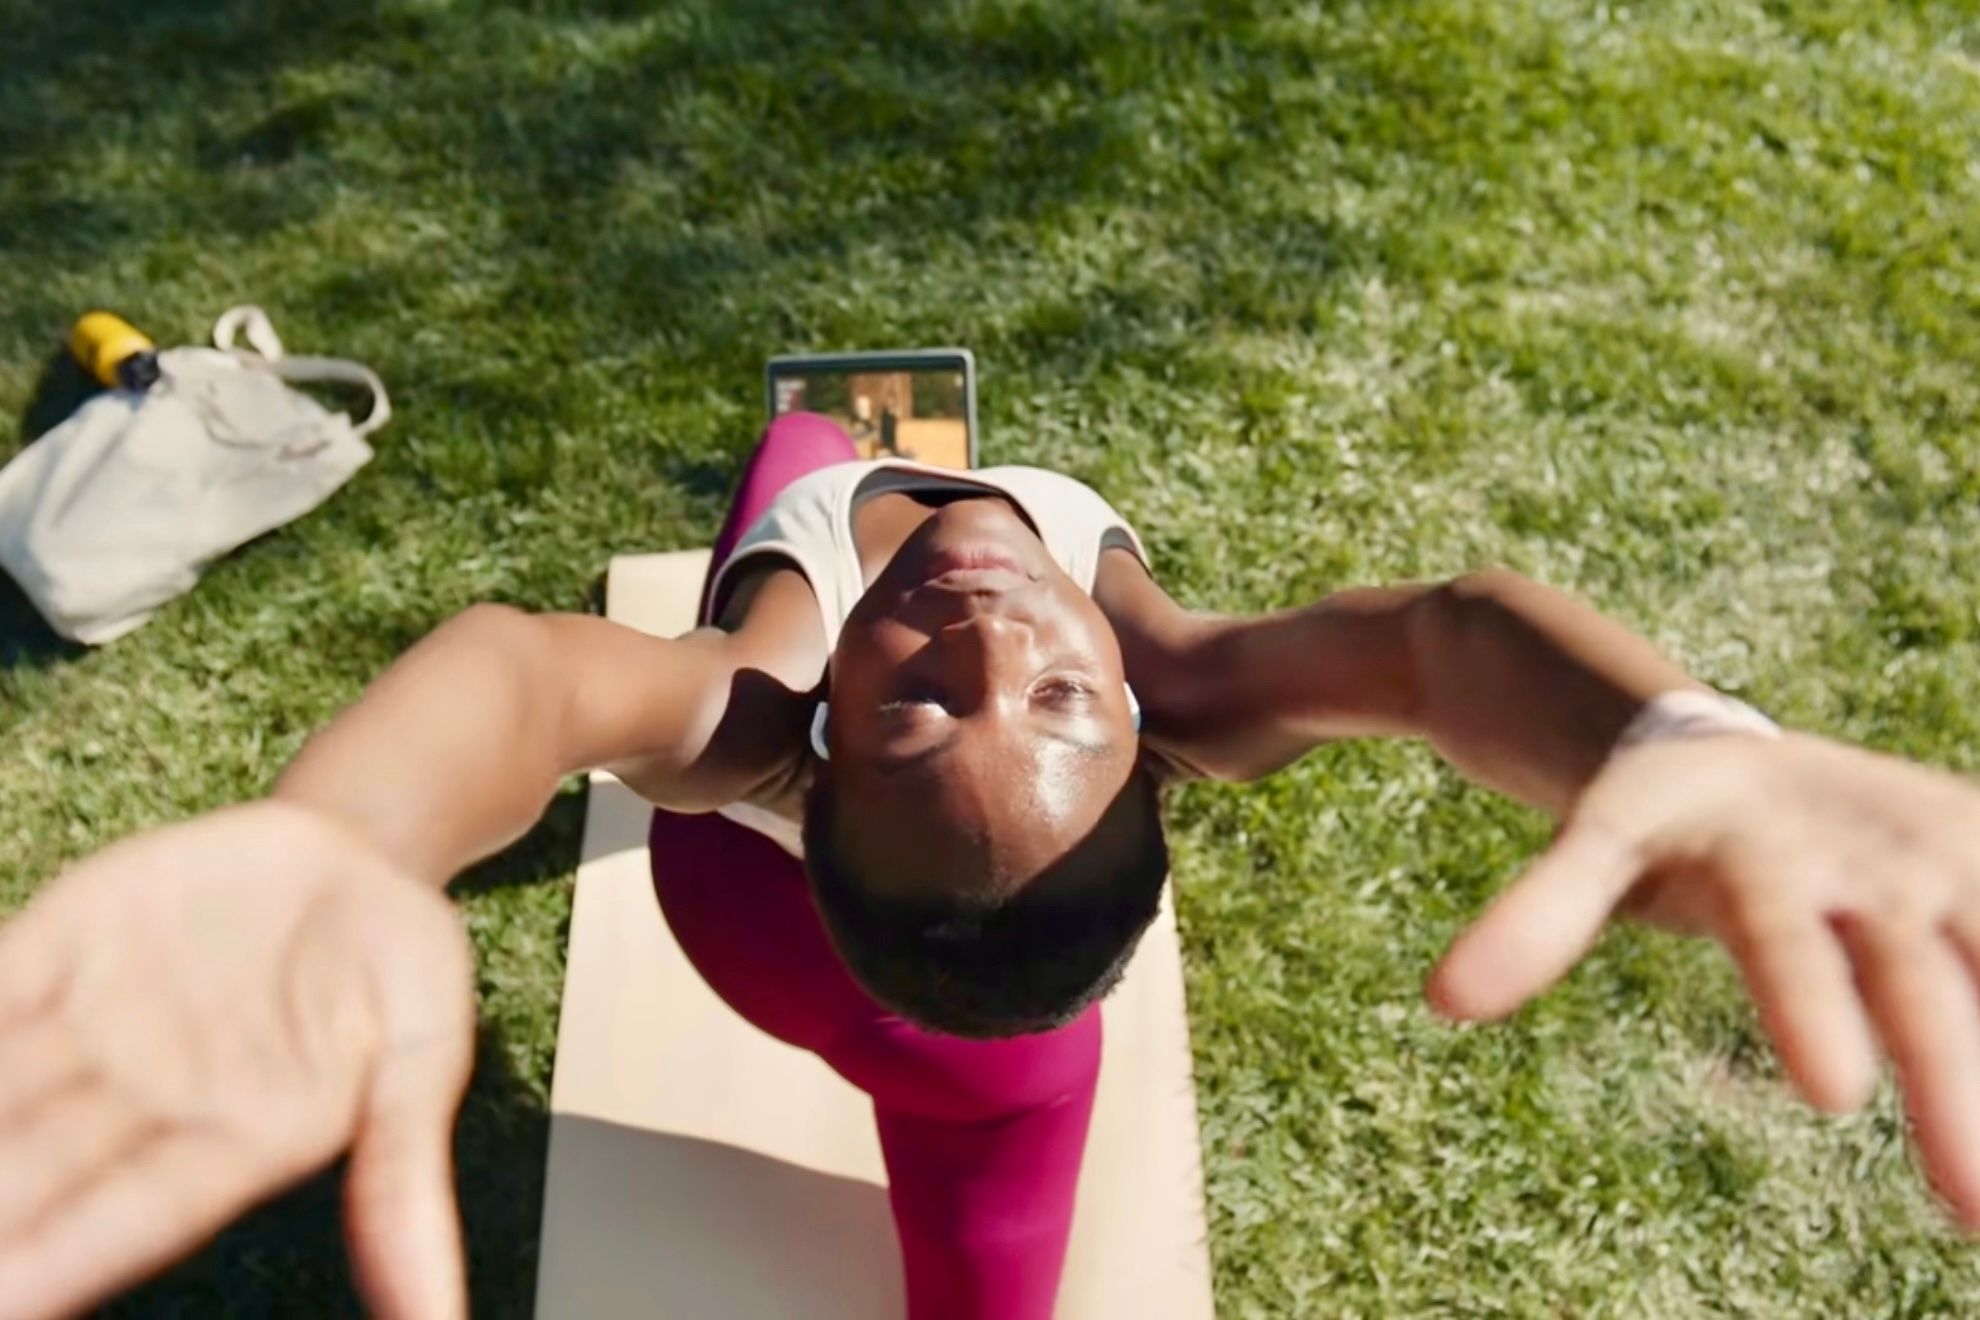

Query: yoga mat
534,550,1215,1318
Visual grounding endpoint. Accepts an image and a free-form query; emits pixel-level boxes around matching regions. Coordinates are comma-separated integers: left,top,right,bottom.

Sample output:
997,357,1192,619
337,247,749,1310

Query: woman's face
824,498,1139,899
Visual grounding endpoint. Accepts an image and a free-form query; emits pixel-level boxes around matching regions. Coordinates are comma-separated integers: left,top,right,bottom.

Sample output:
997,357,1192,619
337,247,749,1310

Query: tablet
765,350,977,470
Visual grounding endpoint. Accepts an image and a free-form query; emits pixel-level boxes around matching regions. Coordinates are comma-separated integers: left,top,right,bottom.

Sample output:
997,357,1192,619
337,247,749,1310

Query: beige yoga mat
534,550,1215,1319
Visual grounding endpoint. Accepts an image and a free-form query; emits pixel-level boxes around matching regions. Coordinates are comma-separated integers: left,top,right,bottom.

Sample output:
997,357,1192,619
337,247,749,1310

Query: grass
2,0,1978,1312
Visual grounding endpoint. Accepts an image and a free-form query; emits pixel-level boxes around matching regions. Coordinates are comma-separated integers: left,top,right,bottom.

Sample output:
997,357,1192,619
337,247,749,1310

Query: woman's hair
801,766,1169,1039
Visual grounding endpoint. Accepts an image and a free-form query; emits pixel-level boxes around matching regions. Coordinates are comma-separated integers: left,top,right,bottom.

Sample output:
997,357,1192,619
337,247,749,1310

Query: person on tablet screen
6,410,1980,1318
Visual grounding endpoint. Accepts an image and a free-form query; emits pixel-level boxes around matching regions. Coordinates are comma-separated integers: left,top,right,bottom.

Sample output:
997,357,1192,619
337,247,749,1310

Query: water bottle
69,311,161,392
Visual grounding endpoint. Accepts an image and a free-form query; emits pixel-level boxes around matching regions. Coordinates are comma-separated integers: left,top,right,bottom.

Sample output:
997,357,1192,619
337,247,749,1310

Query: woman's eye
1032,678,1096,711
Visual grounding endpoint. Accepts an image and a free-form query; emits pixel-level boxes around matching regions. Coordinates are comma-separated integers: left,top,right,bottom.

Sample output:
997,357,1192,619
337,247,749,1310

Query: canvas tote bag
0,306,389,644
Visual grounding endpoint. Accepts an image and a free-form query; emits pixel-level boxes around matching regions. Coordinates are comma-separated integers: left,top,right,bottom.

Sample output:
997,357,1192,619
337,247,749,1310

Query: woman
3,411,1980,1319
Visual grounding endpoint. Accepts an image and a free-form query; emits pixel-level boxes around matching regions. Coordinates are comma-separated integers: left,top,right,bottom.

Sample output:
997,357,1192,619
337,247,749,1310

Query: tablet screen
768,363,972,470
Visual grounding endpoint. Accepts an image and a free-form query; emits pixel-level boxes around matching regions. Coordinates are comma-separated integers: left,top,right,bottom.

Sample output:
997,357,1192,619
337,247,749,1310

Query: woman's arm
0,571,828,1317
1101,555,1692,809
1102,552,1980,1229
274,584,820,886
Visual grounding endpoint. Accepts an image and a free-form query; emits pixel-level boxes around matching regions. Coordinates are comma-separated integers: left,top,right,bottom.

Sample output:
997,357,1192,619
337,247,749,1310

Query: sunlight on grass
3,0,1977,1312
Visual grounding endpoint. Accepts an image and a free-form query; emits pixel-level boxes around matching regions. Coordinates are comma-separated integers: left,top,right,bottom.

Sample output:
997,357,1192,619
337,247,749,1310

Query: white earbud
1127,683,1142,734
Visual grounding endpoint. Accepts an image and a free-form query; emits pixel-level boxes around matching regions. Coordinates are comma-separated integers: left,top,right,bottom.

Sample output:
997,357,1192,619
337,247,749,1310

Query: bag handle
270,356,393,439
211,306,392,438
212,305,287,361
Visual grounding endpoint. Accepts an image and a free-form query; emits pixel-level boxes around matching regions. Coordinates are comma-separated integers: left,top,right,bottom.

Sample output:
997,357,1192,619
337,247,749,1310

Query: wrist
259,794,446,890
1614,688,1781,752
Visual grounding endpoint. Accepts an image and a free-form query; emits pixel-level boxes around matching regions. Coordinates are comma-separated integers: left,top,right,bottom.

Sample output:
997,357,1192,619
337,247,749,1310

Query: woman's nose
935,613,1035,701
940,609,1029,652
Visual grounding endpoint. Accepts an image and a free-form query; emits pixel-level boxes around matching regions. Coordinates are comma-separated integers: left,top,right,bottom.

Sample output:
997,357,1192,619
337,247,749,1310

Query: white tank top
702,459,1148,855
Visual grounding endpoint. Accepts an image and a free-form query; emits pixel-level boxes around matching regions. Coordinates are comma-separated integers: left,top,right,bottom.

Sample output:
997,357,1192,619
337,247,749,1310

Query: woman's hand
0,801,475,1320
1430,732,1980,1228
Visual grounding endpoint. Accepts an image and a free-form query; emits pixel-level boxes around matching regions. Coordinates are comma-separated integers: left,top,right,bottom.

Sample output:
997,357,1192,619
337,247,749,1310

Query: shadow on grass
0,0,1197,353
14,349,100,454
1,352,99,671
0,572,85,672
455,787,589,899
657,454,745,508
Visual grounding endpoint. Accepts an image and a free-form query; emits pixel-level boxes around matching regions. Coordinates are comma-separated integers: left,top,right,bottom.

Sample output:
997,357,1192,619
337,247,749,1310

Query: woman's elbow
1441,565,1537,611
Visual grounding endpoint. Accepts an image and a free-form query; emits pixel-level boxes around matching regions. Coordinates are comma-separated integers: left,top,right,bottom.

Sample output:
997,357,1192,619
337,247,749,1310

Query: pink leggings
649,413,1102,1319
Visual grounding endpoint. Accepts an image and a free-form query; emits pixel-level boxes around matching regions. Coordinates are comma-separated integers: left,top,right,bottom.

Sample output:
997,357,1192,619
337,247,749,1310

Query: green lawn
3,0,1978,1313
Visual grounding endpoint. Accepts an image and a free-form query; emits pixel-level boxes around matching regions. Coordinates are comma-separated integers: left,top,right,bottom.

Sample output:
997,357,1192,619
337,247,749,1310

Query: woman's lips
915,544,1035,591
